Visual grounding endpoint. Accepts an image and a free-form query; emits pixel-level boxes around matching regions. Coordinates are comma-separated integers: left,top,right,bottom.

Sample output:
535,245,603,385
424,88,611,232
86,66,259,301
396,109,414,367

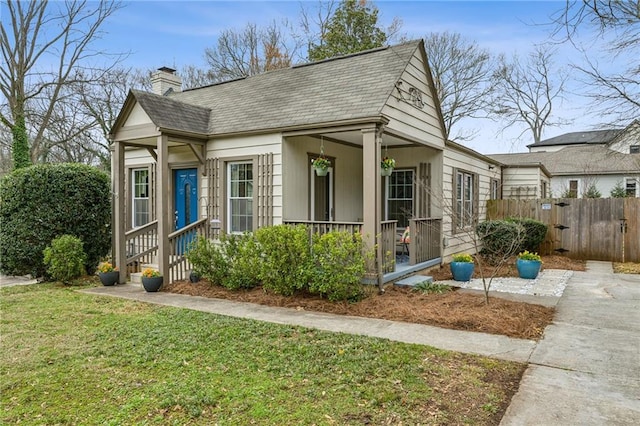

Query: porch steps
394,275,433,288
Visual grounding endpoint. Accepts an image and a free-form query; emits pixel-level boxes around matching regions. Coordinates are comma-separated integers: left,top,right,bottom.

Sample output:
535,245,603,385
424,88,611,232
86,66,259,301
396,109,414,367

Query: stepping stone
394,275,433,288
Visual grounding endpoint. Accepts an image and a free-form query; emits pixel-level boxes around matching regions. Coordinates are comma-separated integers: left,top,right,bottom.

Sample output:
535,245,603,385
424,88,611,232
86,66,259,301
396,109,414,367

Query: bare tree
203,20,300,82
491,46,569,144
424,32,495,141
551,1,640,125
0,0,126,168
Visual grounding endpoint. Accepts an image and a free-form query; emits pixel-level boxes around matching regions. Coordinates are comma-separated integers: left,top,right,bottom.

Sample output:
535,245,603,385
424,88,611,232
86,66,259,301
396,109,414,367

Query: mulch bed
162,255,584,341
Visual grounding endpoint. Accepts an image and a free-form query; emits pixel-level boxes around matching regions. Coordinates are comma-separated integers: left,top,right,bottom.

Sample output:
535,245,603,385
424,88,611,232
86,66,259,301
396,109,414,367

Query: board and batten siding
381,50,445,150
442,145,501,260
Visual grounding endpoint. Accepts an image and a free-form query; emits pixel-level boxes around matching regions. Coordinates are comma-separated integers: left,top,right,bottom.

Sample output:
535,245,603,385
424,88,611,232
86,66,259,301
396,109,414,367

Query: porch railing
380,220,398,273
283,220,363,236
168,218,210,283
409,218,442,265
124,220,158,275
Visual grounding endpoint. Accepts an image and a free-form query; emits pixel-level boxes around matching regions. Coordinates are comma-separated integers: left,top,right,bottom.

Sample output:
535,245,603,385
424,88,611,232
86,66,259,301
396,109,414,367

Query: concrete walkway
500,261,640,425
0,274,38,287
68,261,640,423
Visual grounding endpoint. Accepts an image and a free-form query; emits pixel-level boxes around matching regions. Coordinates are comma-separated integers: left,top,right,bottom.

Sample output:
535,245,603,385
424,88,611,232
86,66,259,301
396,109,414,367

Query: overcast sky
81,1,624,153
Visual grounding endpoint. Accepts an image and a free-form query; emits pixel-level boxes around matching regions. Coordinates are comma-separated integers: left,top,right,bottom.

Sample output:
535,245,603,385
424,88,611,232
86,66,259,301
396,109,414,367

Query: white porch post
156,135,170,280
362,126,383,287
113,141,127,284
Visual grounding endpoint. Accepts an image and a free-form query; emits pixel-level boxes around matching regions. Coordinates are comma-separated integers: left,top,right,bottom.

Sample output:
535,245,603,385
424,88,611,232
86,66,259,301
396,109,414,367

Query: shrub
610,181,628,198
452,253,473,263
476,220,525,264
222,233,262,290
186,236,228,285
255,225,312,295
0,163,111,277
583,184,602,198
309,231,365,301
506,218,548,253
43,235,86,283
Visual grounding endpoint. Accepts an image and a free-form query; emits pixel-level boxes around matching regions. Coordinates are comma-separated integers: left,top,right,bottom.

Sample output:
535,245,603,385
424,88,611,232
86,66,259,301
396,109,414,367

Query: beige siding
124,103,153,126
283,136,363,222
502,167,543,199
381,51,445,149
205,133,283,225
442,145,501,260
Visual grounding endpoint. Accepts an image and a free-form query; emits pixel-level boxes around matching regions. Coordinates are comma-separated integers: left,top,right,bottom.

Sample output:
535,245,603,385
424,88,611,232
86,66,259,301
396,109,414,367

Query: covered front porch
282,121,444,284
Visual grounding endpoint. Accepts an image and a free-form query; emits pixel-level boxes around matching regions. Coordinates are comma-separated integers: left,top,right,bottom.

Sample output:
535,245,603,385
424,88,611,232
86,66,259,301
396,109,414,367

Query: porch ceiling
318,130,412,148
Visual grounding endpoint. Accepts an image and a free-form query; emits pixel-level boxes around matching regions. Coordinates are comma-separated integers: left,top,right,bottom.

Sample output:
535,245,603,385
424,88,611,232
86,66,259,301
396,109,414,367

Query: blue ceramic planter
450,262,474,282
516,259,541,279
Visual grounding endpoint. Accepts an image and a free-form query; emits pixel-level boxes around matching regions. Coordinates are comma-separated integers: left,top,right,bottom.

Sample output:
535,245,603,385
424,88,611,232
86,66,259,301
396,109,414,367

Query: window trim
131,167,150,228
453,168,478,234
630,145,640,154
568,179,580,198
490,178,501,200
226,160,255,233
385,168,415,228
624,177,639,197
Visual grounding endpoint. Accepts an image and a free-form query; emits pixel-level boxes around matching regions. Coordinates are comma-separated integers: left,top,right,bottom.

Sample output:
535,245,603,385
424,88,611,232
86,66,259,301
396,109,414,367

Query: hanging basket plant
312,157,331,176
381,157,395,176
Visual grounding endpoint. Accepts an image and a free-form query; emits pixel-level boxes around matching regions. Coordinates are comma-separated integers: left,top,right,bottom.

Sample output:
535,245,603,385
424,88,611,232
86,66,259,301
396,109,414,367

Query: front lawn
1,282,525,425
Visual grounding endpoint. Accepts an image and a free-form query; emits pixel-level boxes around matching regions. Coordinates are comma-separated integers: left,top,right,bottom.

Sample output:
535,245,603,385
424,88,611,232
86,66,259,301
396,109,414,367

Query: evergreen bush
476,220,525,264
506,218,548,252
309,231,365,301
255,225,312,295
43,235,86,283
0,163,111,277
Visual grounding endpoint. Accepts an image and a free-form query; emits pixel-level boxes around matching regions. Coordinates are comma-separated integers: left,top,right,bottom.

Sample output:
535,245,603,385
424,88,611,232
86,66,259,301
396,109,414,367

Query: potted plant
141,268,163,292
450,253,474,282
516,251,542,279
311,157,331,176
381,157,395,176
96,262,119,286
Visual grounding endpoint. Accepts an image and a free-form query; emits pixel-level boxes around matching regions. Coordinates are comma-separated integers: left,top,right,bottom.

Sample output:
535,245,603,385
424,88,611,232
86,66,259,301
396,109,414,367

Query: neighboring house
489,121,640,199
109,40,505,285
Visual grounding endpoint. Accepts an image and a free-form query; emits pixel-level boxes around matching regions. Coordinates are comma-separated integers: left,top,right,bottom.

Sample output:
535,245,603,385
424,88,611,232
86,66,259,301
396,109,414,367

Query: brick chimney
151,67,182,95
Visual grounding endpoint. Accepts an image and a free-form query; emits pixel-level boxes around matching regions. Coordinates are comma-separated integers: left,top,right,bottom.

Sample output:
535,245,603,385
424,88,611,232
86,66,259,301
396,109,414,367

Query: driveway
500,261,640,425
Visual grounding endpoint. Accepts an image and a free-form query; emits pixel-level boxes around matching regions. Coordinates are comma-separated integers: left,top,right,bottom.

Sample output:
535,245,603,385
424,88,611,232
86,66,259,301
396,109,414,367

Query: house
489,121,640,199
109,40,501,285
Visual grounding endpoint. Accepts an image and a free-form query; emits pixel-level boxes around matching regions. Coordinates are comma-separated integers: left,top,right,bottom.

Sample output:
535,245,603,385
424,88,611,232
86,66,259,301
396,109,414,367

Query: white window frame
385,169,414,228
568,179,580,198
227,161,254,233
455,170,475,230
624,177,639,197
132,168,150,228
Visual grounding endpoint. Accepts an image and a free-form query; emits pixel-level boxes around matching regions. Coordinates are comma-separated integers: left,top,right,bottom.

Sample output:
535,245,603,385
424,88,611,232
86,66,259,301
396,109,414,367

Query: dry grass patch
613,262,640,274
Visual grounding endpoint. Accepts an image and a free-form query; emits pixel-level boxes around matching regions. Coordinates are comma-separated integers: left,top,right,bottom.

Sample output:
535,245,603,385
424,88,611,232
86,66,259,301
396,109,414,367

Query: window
630,145,640,154
387,169,414,228
490,179,501,200
625,178,638,197
132,168,149,227
455,170,476,230
228,162,253,232
568,180,579,198
541,181,548,198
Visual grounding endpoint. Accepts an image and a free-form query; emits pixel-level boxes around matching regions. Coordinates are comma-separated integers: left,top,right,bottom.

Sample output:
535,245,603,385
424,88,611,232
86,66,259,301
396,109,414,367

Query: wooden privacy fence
487,198,640,263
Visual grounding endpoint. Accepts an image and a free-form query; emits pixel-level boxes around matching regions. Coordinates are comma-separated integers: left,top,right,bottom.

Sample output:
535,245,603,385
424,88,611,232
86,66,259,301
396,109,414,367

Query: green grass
1,282,525,425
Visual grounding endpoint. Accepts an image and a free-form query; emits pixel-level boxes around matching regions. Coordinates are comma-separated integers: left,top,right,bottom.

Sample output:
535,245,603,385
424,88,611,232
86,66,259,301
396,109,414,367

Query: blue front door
174,169,198,254
174,168,198,229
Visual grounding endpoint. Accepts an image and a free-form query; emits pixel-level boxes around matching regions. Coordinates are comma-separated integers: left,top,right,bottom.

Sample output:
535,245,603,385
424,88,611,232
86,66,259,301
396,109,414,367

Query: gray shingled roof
527,129,623,148
489,145,639,175
131,90,211,135
166,41,421,135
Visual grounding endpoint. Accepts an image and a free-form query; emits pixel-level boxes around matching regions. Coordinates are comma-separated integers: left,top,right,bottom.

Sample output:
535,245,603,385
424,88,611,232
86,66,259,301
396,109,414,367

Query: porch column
113,141,127,284
156,134,170,280
362,126,383,287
